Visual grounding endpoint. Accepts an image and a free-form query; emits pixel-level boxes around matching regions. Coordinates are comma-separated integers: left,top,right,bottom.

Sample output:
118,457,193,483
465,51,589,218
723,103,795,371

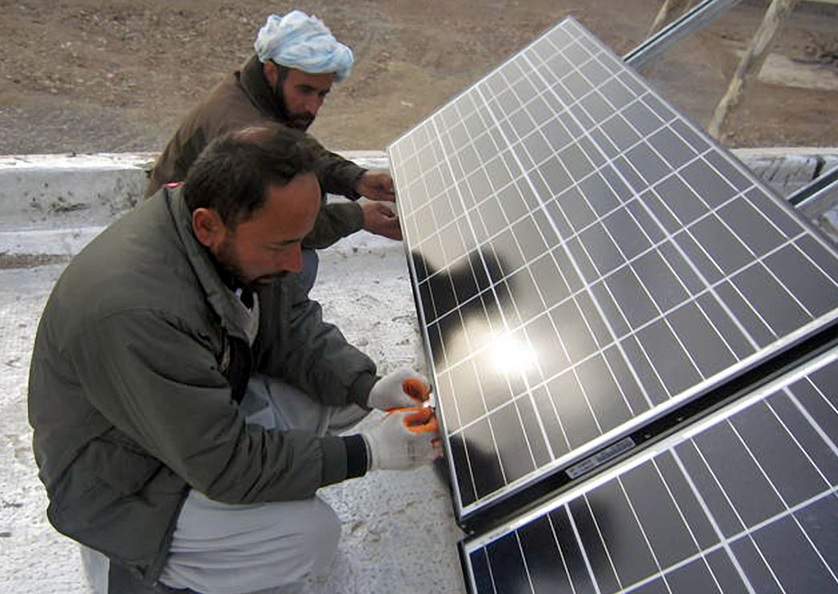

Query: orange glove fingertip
401,378,432,402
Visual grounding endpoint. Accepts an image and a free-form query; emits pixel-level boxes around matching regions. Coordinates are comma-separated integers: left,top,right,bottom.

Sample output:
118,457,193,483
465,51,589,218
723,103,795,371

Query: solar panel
387,16,838,531
459,345,838,593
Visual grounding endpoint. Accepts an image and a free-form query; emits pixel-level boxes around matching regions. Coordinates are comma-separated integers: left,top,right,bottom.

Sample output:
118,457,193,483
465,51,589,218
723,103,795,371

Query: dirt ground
0,0,836,156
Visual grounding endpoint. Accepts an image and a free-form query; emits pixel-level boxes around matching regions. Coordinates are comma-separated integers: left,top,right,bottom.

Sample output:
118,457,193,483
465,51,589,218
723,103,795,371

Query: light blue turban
254,11,354,82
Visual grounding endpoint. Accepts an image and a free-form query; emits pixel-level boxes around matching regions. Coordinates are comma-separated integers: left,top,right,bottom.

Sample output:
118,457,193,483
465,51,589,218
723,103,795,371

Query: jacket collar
167,186,255,341
237,55,287,122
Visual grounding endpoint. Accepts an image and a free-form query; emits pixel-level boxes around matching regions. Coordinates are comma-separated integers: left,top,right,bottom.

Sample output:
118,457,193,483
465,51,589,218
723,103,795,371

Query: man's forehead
285,68,335,88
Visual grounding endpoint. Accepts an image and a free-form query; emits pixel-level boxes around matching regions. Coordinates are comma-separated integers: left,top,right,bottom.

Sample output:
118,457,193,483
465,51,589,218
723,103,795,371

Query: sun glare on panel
488,333,538,375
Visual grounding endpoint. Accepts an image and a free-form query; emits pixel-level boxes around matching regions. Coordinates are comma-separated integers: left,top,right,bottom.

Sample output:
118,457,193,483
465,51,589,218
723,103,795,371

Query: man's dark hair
183,123,321,228
272,61,291,84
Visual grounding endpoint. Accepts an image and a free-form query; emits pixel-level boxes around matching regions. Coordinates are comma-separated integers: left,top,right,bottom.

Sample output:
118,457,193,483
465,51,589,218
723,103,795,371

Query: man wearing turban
146,10,401,291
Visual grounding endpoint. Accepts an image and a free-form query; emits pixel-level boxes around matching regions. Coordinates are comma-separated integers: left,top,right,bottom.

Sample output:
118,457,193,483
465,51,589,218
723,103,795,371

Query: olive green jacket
146,55,366,249
28,187,376,584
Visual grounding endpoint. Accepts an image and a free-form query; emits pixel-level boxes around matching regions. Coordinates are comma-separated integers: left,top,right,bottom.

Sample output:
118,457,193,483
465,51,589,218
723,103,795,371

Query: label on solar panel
460,346,838,593
388,16,838,529
565,436,635,479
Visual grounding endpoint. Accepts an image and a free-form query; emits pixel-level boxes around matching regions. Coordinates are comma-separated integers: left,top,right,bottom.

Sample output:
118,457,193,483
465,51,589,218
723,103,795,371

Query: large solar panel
387,16,838,531
459,346,838,593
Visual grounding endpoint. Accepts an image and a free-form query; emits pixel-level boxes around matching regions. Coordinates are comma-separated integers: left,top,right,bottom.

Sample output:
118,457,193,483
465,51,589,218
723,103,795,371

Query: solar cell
460,346,838,593
388,16,838,530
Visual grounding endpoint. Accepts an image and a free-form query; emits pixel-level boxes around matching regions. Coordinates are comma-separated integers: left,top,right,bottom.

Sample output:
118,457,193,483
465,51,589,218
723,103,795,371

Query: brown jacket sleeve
301,148,366,248
146,64,369,248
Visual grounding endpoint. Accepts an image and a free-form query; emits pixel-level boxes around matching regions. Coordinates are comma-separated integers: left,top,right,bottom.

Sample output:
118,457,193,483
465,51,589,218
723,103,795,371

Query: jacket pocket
80,429,163,495
47,434,186,568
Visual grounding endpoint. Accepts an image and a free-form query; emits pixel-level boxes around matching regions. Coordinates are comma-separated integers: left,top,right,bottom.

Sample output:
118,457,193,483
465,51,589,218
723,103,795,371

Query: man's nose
305,95,324,115
281,245,304,273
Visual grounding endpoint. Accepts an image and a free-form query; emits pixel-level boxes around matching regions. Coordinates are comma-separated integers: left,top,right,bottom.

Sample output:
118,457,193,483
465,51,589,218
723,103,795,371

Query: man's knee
160,494,341,593
297,498,341,576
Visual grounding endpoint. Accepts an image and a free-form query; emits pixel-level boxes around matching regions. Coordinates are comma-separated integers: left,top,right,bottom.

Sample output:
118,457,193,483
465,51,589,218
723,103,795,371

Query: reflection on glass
461,320,538,377
488,332,538,376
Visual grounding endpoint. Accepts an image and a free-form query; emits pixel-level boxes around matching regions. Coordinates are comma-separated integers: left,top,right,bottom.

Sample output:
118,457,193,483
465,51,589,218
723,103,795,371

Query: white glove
367,368,431,411
361,408,440,471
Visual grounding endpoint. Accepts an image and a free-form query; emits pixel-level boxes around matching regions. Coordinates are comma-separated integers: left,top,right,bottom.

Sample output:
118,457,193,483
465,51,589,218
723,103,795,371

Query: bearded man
146,10,400,291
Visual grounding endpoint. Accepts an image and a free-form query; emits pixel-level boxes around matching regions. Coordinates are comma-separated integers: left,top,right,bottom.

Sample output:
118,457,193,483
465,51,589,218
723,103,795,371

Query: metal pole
624,0,744,70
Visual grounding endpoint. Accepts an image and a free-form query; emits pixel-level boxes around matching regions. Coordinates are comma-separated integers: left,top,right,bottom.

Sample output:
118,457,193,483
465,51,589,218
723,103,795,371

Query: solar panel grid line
542,513,579,593
676,366,832,584
643,457,715,575
624,233,838,368
731,462,838,583
680,217,824,323
636,364,828,588
668,447,761,594
724,396,833,512
683,424,782,535
786,394,838,460
576,88,832,344
757,397,836,488
512,530,540,593
678,372,836,521
640,193,814,346
581,490,630,591
603,465,752,594
564,501,603,594
613,471,675,581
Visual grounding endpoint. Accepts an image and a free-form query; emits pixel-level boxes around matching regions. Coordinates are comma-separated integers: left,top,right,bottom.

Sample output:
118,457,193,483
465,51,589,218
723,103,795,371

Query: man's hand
361,202,402,241
368,368,432,410
355,172,396,202
361,407,440,471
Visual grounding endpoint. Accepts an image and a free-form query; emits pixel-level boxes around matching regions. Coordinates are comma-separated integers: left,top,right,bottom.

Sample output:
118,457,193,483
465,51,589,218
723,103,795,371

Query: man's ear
263,61,279,89
192,208,225,249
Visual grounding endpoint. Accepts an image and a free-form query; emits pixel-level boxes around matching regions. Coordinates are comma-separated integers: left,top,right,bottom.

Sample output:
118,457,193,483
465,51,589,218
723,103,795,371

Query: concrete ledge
0,151,391,231
0,151,391,263
0,153,155,232
1,148,835,265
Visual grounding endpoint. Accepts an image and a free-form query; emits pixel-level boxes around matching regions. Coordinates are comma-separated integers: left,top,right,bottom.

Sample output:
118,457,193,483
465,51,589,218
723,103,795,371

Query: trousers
82,374,369,594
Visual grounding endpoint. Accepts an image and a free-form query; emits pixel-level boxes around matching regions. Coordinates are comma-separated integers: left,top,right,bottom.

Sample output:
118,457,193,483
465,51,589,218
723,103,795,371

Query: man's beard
215,238,284,290
274,85,315,131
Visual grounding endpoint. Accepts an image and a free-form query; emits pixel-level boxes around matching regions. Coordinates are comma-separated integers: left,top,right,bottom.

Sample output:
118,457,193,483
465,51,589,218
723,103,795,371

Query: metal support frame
789,163,838,208
623,0,744,70
793,165,838,243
